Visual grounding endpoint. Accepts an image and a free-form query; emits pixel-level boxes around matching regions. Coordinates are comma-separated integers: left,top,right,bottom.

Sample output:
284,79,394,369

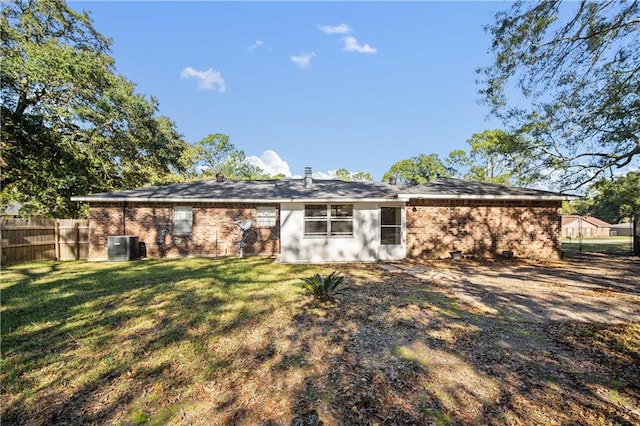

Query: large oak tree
479,0,640,190
1,0,190,217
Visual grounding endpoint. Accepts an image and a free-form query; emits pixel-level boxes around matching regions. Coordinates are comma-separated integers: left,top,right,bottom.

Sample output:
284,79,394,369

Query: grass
2,256,638,425
1,257,322,424
561,236,634,255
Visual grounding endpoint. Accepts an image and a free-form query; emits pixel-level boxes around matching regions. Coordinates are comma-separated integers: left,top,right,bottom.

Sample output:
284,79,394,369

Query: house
1,202,23,218
561,215,612,239
71,169,574,262
610,222,634,237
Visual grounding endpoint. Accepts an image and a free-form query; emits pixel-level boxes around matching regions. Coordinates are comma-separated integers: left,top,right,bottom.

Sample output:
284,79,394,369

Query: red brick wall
89,199,562,261
88,202,280,259
406,199,562,260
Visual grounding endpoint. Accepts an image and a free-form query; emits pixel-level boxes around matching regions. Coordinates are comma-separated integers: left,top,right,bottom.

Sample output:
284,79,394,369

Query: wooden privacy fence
1,219,89,265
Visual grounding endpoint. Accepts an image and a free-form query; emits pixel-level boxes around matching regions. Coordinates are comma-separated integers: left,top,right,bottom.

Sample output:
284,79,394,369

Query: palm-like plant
298,271,349,301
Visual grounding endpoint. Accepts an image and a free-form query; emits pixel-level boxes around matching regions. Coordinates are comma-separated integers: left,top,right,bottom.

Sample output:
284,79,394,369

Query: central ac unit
107,236,140,261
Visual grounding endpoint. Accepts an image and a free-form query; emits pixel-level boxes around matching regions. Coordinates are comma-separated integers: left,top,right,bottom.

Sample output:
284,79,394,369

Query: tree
351,171,374,182
447,129,541,186
383,154,451,184
1,0,189,217
574,171,640,224
479,1,640,190
335,168,351,181
334,168,374,182
191,133,265,180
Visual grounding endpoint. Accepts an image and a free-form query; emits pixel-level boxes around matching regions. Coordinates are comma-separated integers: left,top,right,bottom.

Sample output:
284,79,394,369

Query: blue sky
74,1,507,180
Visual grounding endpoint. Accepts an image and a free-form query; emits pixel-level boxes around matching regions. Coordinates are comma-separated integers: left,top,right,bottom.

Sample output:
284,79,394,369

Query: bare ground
183,253,640,425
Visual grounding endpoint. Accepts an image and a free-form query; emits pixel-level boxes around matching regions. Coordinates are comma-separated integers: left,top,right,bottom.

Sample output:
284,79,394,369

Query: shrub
298,271,349,301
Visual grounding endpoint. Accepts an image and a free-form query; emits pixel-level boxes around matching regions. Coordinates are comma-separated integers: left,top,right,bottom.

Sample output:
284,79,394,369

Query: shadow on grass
254,261,640,425
2,256,638,425
1,256,310,425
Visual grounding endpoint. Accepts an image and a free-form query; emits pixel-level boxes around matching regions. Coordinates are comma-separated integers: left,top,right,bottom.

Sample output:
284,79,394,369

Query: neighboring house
71,169,574,262
610,222,634,237
561,215,612,239
0,202,23,218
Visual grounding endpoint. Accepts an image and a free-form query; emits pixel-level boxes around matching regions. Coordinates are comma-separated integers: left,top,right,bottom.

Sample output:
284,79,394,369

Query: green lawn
1,257,324,425
561,236,634,255
2,256,638,425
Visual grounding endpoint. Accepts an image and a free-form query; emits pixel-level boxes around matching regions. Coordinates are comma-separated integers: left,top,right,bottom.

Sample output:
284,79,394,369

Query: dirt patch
387,252,640,323
280,253,640,425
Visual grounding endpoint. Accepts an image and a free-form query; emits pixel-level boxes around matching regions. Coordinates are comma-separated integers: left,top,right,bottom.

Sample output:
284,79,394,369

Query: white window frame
304,204,354,238
256,206,277,227
173,206,193,235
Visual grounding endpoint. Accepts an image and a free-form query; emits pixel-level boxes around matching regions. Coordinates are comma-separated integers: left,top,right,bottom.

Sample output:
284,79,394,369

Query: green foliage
0,0,189,217
351,171,374,182
297,271,349,301
188,133,266,180
447,129,541,186
383,154,452,184
574,172,640,224
334,168,374,182
479,1,640,189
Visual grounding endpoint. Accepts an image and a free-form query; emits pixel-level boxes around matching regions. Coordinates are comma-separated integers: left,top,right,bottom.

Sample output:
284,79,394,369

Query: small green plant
298,271,349,301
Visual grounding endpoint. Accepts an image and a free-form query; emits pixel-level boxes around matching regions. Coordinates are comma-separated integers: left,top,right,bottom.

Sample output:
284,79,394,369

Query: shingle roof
399,178,574,200
71,177,575,203
71,178,402,202
562,215,612,227
611,222,633,229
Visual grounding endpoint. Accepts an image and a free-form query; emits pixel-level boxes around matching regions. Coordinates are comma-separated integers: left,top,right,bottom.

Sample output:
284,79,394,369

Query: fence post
55,221,61,261
633,214,639,257
75,222,80,260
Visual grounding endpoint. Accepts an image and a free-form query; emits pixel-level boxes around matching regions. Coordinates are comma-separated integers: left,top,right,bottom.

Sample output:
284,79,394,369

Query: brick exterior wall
89,198,562,261
88,202,280,260
406,199,563,260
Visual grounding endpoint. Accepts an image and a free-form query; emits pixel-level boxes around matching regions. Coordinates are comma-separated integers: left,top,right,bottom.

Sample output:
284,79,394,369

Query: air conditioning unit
107,236,140,261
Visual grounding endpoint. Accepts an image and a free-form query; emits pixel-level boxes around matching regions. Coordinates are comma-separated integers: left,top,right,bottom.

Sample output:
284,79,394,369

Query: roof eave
399,193,577,201
70,197,403,203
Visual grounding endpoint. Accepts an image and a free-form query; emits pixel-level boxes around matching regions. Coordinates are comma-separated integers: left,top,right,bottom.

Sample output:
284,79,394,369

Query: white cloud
249,40,264,51
317,23,352,35
342,36,377,54
180,67,226,92
246,150,292,177
313,170,338,179
290,52,316,68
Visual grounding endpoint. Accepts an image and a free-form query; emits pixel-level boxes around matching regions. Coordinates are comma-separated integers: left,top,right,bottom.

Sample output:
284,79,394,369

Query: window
173,206,193,235
256,206,277,227
304,204,328,237
330,204,353,237
380,207,401,245
304,204,353,238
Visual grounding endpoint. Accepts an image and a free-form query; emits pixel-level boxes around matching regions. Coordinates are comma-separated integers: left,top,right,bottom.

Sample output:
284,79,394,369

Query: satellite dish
234,219,254,257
